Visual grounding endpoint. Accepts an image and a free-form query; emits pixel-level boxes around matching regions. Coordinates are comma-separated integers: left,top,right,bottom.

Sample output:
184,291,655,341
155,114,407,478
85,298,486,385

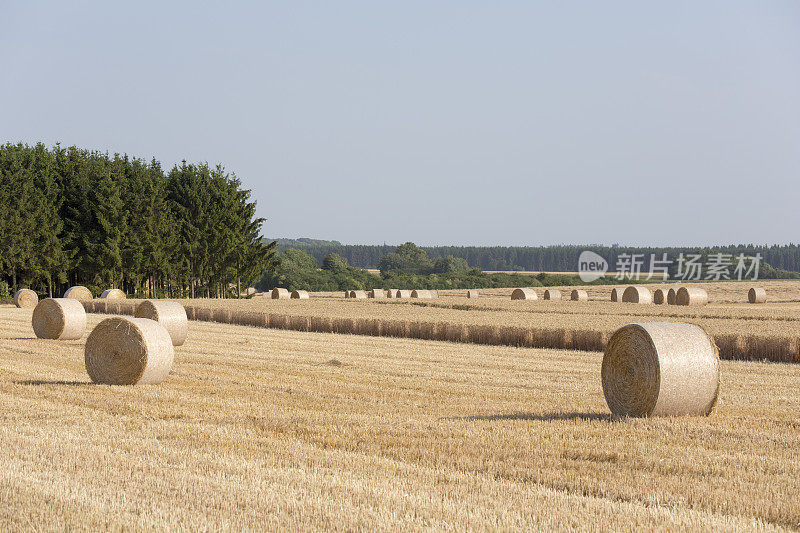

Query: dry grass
0,306,798,530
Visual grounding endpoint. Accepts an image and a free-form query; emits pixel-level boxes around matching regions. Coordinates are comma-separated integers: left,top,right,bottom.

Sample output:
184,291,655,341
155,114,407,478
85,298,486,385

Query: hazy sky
2,1,799,246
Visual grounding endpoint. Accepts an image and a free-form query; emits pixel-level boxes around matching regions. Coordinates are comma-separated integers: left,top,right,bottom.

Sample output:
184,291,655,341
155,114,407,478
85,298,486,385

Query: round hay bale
291,290,310,299
610,287,623,302
396,290,411,299
32,298,87,340
411,290,433,299
653,288,667,305
14,289,38,308
676,287,708,306
511,288,537,300
271,288,290,299
386,289,398,298
667,287,678,305
543,289,562,301
369,289,386,299
134,300,188,346
351,290,367,299
466,290,479,299
64,285,93,301
602,322,719,417
343,291,350,298
100,288,126,300
430,290,439,298
622,286,652,304
748,287,766,304
570,289,588,301
85,316,174,385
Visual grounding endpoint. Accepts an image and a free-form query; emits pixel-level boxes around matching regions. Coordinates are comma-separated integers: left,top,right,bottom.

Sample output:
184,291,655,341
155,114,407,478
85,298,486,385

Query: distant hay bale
543,289,562,301
570,289,588,301
430,290,439,298
610,288,623,302
369,289,386,298
64,285,93,301
667,287,678,305
748,287,767,304
602,322,719,417
653,288,667,305
386,289,398,298
396,290,411,298
291,290,310,299
134,300,188,346
511,288,537,300
13,289,38,308
676,287,708,306
351,290,367,299
411,290,433,299
466,290,479,298
32,298,86,340
84,316,174,385
622,286,652,304
271,288,290,299
100,288,126,300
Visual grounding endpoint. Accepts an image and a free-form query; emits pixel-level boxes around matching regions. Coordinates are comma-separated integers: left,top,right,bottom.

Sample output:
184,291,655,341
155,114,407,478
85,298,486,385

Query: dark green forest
0,143,274,299
272,238,800,273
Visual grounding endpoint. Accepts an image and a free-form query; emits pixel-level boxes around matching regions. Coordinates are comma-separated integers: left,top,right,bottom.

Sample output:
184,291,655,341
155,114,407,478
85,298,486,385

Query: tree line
0,142,275,299
271,239,800,273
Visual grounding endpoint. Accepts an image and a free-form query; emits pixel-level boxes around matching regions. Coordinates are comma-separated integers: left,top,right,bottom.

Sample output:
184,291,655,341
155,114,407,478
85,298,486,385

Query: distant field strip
84,299,800,363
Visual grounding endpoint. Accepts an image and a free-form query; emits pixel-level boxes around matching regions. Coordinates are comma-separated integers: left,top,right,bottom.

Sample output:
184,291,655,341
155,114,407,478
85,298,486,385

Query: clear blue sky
2,1,799,246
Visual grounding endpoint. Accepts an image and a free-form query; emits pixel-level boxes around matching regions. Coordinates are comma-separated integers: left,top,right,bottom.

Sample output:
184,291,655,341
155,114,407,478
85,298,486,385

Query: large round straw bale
64,285,93,301
343,291,350,298
667,287,678,305
396,290,411,298
411,290,433,299
511,288,537,300
602,322,719,417
14,289,38,308
85,316,174,385
622,286,652,304
653,288,667,305
543,289,562,301
369,289,386,299
351,290,367,299
466,290,479,299
570,289,588,301
610,287,623,302
271,288,290,299
32,298,87,340
748,287,766,304
676,287,708,306
134,300,188,346
386,289,398,298
430,290,439,298
291,290,310,299
100,288,126,300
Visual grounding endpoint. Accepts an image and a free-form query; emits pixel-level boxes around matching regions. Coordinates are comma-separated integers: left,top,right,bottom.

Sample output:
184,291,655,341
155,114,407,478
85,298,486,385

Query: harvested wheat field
0,305,799,530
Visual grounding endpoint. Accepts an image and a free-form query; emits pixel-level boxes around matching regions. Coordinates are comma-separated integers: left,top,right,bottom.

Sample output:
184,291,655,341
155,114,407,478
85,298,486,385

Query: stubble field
1,287,800,530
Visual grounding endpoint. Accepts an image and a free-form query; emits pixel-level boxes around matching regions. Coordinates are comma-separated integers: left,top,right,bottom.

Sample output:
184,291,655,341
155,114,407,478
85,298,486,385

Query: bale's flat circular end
64,285,93,301
667,288,677,305
100,288,126,300
85,317,174,385
14,289,38,308
611,288,622,302
602,324,661,417
32,298,86,340
134,300,188,346
602,322,720,418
